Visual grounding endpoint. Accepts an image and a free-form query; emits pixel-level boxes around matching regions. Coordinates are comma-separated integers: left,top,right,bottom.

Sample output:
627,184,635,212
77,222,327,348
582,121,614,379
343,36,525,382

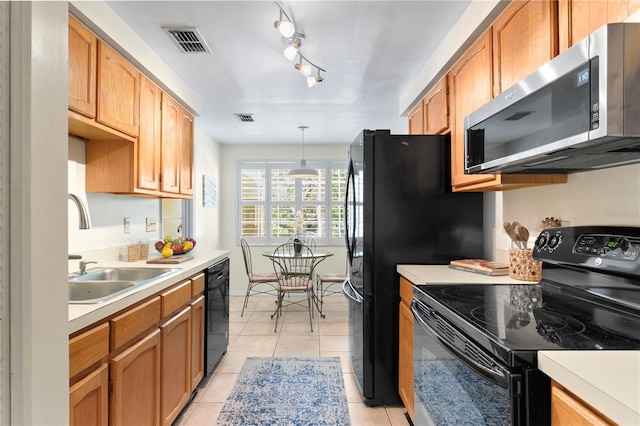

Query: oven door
412,297,526,426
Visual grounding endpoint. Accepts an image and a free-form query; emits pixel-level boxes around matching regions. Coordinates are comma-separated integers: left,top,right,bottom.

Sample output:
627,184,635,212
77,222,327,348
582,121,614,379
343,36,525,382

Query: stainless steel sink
69,280,136,303
69,267,180,304
70,267,178,282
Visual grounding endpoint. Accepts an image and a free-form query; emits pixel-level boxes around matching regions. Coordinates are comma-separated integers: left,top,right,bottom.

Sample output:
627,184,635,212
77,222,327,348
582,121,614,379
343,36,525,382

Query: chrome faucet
79,260,97,275
68,194,91,229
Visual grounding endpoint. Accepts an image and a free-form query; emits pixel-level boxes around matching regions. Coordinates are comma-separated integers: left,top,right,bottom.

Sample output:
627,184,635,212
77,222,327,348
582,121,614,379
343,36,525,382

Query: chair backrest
271,242,316,288
240,238,253,276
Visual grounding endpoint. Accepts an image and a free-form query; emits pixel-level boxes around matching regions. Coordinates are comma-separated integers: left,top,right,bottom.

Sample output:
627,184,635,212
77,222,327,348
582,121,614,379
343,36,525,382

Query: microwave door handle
412,303,510,389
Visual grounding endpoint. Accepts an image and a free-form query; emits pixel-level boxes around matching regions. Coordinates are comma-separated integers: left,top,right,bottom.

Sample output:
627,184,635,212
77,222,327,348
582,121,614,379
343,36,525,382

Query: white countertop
69,249,229,334
397,264,537,285
538,351,640,425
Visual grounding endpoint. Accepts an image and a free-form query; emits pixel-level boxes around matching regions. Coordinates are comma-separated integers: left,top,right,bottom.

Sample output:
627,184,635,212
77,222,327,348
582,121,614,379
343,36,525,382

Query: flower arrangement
295,210,305,236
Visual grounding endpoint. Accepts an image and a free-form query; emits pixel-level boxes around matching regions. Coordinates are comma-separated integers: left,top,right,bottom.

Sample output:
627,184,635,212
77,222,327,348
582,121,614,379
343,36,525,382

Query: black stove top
413,226,640,367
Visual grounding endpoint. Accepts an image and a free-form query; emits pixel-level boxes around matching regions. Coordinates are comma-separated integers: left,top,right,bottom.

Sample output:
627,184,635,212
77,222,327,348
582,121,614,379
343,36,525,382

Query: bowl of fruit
154,236,196,258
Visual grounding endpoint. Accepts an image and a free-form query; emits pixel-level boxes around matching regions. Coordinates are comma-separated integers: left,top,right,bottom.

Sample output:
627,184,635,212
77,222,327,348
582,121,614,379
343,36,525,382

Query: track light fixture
274,9,295,38
274,2,326,87
295,55,313,77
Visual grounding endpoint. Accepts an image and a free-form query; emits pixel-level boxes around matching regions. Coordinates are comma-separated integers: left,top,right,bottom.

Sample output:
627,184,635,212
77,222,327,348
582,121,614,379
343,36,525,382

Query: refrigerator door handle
344,160,355,263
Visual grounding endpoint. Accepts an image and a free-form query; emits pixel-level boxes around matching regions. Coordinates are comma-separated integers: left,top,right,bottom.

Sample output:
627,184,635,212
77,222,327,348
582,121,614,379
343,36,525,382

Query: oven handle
412,301,510,389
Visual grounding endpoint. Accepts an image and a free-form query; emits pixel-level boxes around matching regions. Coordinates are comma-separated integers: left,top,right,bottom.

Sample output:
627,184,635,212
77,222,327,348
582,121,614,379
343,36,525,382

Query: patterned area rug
217,357,350,426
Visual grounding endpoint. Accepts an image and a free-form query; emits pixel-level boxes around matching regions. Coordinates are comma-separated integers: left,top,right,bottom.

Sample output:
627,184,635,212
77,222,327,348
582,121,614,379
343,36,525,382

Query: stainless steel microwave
465,23,640,174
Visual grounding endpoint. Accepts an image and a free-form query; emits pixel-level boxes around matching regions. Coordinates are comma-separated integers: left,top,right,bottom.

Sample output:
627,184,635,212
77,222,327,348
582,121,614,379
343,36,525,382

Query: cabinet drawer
161,281,191,319
191,273,205,297
110,297,161,351
70,322,109,378
399,276,414,306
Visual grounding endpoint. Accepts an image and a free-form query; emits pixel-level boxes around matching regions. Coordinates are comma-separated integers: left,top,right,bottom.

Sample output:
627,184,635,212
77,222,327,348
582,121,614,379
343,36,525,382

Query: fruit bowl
154,237,197,258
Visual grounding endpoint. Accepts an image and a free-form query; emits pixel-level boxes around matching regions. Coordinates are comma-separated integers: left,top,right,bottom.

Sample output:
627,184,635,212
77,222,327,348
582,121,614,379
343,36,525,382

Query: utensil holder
508,249,541,281
127,243,141,262
139,240,149,260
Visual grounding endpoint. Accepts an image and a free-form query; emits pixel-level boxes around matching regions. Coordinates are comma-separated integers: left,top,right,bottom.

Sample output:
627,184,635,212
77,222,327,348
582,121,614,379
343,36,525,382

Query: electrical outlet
146,217,157,232
124,217,131,233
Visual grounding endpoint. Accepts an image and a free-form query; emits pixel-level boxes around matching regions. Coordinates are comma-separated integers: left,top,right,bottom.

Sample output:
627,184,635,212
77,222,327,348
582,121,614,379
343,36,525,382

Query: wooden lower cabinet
190,295,205,391
69,363,109,426
70,269,213,426
551,381,615,425
110,329,162,426
398,276,415,421
161,306,193,426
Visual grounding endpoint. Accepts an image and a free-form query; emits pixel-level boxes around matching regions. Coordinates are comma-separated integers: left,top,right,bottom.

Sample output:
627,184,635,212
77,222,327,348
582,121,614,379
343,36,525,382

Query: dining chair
270,242,316,332
240,238,278,317
315,257,348,318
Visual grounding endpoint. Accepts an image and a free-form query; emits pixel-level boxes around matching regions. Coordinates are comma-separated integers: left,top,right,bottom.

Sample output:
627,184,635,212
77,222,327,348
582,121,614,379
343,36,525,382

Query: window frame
237,160,347,246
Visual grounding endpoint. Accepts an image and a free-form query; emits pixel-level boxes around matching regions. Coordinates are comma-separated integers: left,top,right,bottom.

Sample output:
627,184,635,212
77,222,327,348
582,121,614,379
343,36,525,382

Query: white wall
193,125,222,250
220,143,349,294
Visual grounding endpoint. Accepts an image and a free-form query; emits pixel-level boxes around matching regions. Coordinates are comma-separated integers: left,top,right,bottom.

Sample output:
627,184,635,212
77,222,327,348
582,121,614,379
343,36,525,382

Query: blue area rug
217,357,350,426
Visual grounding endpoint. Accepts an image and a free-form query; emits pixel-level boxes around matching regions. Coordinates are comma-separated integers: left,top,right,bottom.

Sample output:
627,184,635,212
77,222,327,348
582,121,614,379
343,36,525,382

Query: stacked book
449,259,510,276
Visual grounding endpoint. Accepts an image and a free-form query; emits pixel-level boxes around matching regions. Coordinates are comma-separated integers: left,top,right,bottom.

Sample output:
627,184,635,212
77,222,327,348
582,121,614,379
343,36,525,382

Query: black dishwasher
204,258,229,375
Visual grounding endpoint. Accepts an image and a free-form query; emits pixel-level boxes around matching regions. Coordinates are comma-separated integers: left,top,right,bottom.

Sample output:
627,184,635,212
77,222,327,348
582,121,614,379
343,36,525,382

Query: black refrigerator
343,129,484,406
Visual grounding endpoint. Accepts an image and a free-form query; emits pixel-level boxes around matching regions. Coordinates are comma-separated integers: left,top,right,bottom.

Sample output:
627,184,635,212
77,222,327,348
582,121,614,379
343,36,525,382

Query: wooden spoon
514,225,530,249
503,222,521,249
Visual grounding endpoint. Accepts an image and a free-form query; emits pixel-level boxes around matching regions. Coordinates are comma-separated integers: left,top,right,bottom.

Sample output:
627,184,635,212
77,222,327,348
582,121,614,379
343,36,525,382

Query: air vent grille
235,113,255,122
163,27,211,54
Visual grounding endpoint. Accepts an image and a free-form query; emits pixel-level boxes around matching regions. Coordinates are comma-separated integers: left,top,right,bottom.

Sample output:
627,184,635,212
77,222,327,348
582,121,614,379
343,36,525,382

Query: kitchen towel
217,356,350,426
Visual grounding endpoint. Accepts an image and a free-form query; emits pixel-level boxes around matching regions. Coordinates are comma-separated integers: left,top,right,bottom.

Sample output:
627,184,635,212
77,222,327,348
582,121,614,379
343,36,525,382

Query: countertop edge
397,264,536,285
538,351,640,425
68,249,230,334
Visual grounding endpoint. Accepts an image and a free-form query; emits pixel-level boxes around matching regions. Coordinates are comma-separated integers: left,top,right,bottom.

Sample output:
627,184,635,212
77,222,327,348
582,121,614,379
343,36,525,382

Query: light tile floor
175,293,411,426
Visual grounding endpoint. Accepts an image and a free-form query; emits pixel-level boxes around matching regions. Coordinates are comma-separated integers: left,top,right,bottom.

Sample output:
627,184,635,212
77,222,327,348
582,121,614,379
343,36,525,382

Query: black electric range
412,226,640,425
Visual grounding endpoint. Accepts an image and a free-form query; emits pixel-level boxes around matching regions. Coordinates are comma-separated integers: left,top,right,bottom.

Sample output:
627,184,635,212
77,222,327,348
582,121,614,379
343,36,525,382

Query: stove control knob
535,235,548,250
548,235,561,249
617,237,630,253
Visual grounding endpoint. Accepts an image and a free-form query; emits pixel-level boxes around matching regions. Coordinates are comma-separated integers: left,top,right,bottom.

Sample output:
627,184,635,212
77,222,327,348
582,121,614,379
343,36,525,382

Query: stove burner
534,309,587,345
441,287,484,300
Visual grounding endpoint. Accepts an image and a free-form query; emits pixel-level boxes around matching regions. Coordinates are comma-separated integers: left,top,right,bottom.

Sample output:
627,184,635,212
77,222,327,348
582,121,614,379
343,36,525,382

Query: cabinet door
190,296,205,391
97,41,140,137
161,306,192,426
448,30,496,189
179,108,194,195
160,93,181,194
398,298,414,421
408,101,424,135
110,329,161,426
551,382,615,425
69,363,109,426
493,0,558,94
138,75,162,192
68,16,97,118
424,76,449,135
559,0,640,52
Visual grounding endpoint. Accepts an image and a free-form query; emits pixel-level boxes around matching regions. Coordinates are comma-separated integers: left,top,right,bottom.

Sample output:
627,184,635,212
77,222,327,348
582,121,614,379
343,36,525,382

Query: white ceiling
103,1,473,145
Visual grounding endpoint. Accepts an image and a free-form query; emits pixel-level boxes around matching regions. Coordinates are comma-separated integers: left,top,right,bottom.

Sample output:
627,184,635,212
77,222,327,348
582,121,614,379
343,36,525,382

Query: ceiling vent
163,27,212,54
234,113,255,123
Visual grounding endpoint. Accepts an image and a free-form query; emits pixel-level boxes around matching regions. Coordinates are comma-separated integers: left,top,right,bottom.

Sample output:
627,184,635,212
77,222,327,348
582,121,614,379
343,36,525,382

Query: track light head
295,60,313,77
283,33,304,61
274,7,295,37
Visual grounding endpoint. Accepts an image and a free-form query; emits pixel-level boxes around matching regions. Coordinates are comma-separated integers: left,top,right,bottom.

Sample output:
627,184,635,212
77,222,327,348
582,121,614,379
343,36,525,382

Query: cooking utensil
503,222,521,249
514,225,530,249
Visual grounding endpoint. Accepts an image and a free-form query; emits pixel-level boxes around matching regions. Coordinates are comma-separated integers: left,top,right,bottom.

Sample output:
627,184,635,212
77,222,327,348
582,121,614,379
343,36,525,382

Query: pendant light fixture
288,126,318,179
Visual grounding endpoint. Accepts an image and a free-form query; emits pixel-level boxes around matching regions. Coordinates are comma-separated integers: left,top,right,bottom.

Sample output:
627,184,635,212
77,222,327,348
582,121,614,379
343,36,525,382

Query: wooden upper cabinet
493,0,559,95
68,16,97,118
407,76,448,135
558,0,640,52
424,77,449,135
97,41,140,137
161,93,195,196
161,93,181,194
179,109,195,195
448,30,496,190
408,101,425,134
138,75,162,192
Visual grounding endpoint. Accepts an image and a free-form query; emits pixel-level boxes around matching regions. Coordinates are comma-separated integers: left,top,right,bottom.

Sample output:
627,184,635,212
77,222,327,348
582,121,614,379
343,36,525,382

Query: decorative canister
508,249,542,281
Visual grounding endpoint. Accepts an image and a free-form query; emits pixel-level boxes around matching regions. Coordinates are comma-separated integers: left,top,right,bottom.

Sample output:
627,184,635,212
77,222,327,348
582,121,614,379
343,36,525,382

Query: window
238,160,348,245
